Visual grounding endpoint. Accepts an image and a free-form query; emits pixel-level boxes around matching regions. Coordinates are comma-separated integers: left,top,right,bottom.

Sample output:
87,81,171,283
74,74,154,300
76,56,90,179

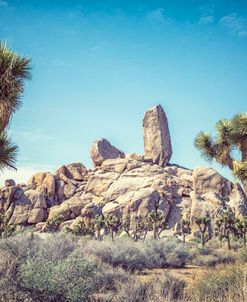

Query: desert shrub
151,272,186,301
83,237,189,270
190,263,247,302
0,233,135,302
141,237,189,268
237,246,247,263
19,257,97,302
188,245,236,267
82,237,148,270
191,254,220,266
113,272,185,302
113,277,150,302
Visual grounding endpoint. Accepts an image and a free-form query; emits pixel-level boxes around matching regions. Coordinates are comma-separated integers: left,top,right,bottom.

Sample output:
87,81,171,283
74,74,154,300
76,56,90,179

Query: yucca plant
195,113,247,193
0,41,31,171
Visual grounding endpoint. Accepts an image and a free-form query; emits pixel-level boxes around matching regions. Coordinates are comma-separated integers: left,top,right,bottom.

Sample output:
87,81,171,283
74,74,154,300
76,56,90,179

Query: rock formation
90,138,125,167
0,104,246,236
143,104,172,166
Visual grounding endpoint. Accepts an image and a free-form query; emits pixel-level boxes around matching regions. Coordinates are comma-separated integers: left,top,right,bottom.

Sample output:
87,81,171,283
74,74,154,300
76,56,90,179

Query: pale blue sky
0,0,247,184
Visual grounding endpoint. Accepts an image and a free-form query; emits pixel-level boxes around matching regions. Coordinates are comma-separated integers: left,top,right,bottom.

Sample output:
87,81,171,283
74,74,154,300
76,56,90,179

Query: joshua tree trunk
201,232,205,248
243,180,247,195
109,229,114,241
153,221,157,239
97,229,101,241
227,234,231,250
182,233,186,244
143,231,148,242
243,232,246,247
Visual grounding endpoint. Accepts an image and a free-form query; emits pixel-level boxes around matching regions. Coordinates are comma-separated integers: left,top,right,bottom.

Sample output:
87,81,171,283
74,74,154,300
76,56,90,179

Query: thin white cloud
199,15,214,24
146,8,166,22
199,2,215,16
0,163,56,186
198,2,215,25
239,30,247,37
219,13,247,37
0,0,8,7
52,59,65,66
90,46,102,51
11,130,54,142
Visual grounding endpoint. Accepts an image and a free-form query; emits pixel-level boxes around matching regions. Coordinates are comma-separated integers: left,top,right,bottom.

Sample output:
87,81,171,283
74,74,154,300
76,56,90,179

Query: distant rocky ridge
0,105,246,235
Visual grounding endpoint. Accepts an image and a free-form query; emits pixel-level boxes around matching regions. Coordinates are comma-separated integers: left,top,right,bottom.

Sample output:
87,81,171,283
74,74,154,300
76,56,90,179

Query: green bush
20,257,97,302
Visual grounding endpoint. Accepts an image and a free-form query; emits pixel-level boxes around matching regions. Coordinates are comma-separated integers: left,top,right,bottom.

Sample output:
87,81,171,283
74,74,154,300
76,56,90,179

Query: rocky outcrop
143,104,172,166
0,105,246,236
90,138,125,167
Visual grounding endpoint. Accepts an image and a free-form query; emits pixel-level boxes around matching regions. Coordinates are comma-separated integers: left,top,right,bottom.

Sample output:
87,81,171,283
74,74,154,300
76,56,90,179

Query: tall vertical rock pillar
143,104,172,166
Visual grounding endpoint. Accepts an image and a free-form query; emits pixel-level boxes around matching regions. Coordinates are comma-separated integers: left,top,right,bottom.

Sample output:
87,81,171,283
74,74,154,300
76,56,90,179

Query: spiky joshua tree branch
195,113,247,193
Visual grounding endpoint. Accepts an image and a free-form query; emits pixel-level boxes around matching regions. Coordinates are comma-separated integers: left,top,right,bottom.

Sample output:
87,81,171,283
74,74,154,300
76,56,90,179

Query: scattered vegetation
190,263,247,302
0,232,247,302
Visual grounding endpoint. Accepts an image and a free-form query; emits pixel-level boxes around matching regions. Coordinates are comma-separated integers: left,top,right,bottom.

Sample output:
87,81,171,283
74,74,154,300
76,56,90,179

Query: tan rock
85,171,119,196
28,208,47,224
63,182,76,199
102,202,121,216
192,167,232,197
90,138,125,167
28,172,56,197
48,195,92,220
143,104,172,166
56,163,87,181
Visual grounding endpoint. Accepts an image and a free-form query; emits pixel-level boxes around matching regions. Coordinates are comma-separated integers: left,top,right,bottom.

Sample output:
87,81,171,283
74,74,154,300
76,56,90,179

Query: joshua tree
66,218,94,241
93,214,105,241
43,214,64,232
105,214,121,241
0,212,15,238
215,208,236,250
122,214,152,241
148,209,167,240
235,216,247,246
0,41,31,170
181,219,191,244
195,114,247,193
195,215,211,248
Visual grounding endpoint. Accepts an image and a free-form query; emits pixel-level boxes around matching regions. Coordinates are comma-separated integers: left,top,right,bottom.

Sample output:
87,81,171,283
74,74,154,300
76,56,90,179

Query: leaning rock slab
143,104,172,166
90,138,125,167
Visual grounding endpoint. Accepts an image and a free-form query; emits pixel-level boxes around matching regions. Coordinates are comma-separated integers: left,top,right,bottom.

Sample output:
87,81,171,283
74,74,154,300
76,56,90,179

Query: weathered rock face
90,138,125,167
143,104,172,166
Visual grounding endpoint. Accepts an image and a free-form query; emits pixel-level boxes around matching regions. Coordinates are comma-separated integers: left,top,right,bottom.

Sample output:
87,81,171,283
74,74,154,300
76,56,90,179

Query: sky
0,0,247,185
